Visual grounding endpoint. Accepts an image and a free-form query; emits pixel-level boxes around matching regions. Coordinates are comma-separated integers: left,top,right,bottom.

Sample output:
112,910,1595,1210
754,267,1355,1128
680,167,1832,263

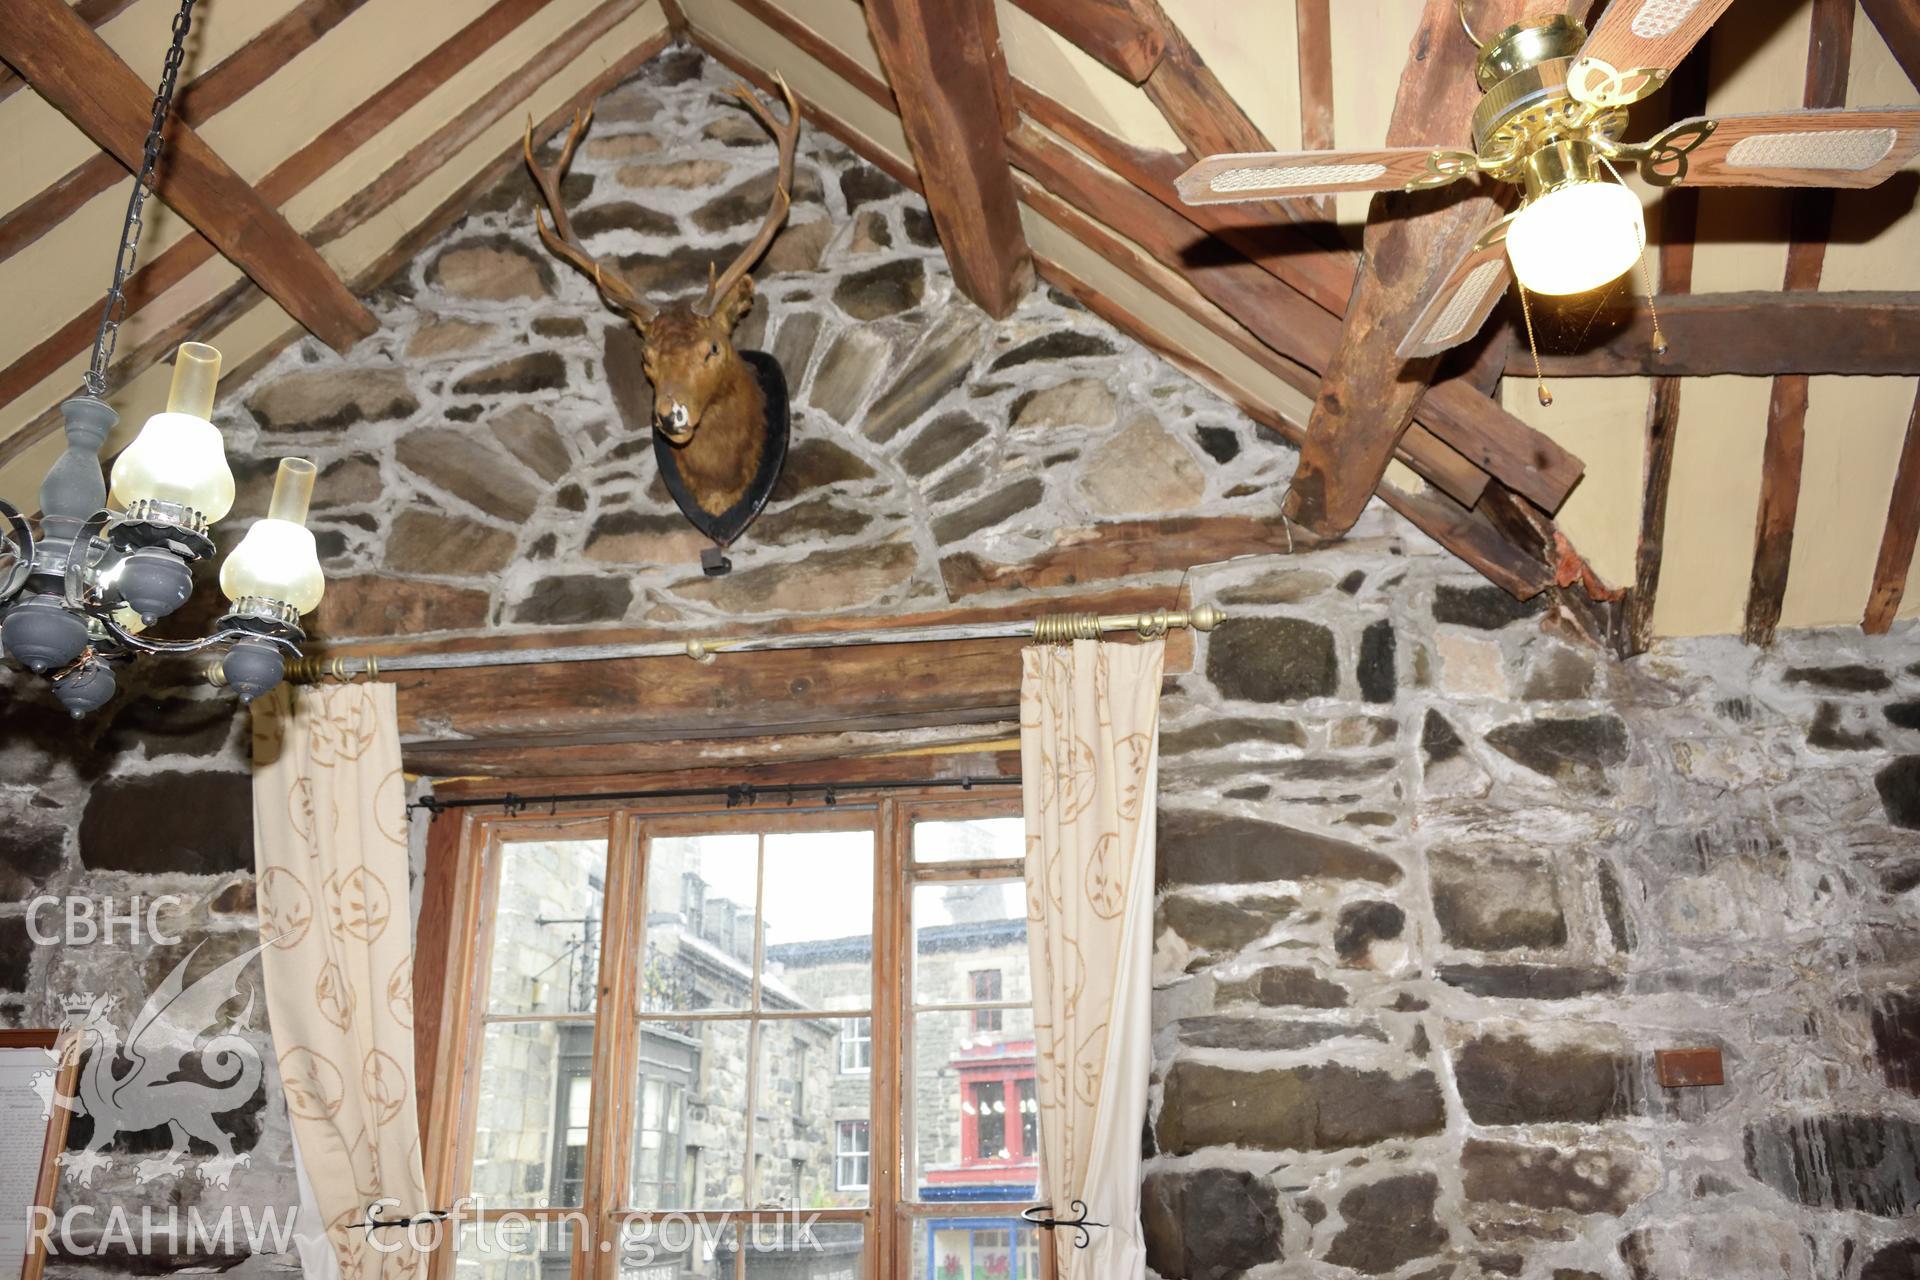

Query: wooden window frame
414,787,1053,1280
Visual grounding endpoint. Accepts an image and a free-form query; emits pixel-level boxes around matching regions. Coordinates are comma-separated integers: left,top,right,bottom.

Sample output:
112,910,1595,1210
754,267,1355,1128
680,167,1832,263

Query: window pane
708,1221,865,1278
912,1221,1045,1280
489,838,606,1015
456,1217,574,1280
642,834,759,1014
911,1007,1039,1202
913,816,1025,863
631,1018,750,1211
837,1016,872,1075
761,829,874,1011
750,1018,871,1209
912,881,1029,1007
471,1020,595,1208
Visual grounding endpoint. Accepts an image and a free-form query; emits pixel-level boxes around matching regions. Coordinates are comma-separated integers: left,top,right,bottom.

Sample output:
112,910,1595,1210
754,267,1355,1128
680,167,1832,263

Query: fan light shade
221,458,325,614
1506,180,1645,296
109,342,235,520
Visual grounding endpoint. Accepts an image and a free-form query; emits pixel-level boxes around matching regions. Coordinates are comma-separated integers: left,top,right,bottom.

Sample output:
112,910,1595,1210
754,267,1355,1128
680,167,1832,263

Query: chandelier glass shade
0,0,324,717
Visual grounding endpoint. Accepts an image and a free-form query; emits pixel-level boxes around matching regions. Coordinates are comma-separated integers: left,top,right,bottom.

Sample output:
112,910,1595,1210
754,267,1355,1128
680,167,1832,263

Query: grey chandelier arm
0,499,34,600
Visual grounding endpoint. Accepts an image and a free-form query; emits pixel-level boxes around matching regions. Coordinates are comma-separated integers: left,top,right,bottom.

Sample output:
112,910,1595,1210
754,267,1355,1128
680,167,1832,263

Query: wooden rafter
864,0,1034,318
1860,0,1920,92
1626,47,1709,653
0,6,669,479
1006,0,1167,83
1294,0,1335,217
0,0,566,451
0,0,139,102
1520,292,1920,378
0,0,372,267
0,0,375,354
1281,0,1560,538
1864,386,1920,634
1745,0,1853,647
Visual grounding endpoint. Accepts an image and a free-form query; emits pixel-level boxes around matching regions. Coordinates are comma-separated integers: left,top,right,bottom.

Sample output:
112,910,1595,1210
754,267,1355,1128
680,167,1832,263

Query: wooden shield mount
652,350,790,572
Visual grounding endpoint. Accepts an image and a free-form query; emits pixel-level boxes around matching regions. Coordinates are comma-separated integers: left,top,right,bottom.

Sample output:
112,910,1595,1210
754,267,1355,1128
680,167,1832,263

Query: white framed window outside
839,1015,872,1073
836,1119,871,1191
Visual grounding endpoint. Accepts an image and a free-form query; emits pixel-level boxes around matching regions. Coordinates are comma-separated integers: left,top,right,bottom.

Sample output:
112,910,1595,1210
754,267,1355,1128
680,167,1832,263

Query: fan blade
1395,213,1514,360
1638,107,1920,188
1175,147,1479,205
1568,0,1738,109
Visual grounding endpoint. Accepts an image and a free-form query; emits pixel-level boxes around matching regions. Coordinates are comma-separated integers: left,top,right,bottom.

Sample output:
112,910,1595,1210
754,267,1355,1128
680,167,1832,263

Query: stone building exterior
0,41,1915,1280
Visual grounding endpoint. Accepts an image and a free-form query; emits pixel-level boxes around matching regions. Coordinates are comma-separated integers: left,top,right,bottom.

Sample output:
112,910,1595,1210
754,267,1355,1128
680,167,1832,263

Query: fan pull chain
1517,282,1552,407
1601,153,1668,358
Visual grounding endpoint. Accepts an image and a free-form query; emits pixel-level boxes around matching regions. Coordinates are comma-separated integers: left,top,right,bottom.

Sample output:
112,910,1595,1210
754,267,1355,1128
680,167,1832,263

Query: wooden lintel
1007,0,1167,82
864,0,1034,318
420,740,1022,789
1518,291,1920,378
1281,0,1550,539
1860,0,1920,93
1864,385,1920,634
1,0,375,353
1745,0,1853,648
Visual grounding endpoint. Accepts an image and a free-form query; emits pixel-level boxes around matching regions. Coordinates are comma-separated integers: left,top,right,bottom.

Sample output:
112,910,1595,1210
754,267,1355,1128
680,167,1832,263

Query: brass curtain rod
225,605,1227,686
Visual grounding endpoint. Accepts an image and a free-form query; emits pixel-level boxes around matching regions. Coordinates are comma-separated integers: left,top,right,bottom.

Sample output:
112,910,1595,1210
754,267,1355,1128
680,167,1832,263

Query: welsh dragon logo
50,938,269,1189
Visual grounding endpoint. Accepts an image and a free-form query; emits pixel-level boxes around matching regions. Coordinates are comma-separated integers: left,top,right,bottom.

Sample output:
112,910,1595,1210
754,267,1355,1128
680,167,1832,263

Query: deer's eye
707,342,719,361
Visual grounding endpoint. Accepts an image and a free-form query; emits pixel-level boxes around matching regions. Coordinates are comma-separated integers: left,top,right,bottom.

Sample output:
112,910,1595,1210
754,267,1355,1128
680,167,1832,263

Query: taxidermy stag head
524,77,800,517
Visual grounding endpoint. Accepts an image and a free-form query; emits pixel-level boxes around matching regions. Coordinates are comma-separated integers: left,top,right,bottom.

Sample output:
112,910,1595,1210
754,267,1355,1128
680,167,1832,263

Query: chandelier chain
84,0,197,399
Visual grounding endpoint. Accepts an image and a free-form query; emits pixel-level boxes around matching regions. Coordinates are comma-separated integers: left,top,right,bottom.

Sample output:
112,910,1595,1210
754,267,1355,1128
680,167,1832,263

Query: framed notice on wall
0,1032,76,1280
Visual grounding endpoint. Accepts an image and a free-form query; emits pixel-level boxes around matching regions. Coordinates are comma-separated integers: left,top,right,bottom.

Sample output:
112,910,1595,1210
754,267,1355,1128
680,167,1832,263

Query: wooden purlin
1863,386,1920,634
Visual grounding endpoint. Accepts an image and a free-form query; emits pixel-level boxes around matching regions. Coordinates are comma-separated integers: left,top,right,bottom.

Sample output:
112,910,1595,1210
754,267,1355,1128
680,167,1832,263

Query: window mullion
578,809,637,1280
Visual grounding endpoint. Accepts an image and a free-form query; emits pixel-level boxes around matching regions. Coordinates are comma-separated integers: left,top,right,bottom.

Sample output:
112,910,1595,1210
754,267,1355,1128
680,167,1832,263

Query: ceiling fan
1175,1,1920,366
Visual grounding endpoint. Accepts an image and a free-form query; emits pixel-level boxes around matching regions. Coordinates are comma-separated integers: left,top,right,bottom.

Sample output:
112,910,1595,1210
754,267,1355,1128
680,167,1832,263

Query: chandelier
0,0,324,718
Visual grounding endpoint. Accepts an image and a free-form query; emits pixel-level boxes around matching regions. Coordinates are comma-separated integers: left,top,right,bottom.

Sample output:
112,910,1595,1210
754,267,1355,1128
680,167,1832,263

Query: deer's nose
655,400,693,442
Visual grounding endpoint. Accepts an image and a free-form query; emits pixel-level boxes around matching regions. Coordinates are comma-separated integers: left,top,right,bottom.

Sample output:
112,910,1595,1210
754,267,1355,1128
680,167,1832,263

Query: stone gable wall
1,43,1917,1280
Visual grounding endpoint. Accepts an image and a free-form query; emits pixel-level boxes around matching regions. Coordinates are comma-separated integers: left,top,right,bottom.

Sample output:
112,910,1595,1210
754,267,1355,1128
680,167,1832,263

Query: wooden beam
1626,47,1708,654
1860,0,1920,92
1281,0,1547,538
1008,133,1488,506
1294,0,1336,217
1006,0,1167,82
0,0,372,269
0,0,375,352
1865,386,1920,633
0,0,563,437
1520,291,1920,377
864,0,1033,318
940,516,1322,599
724,0,896,111
1745,0,1853,647
0,0,139,103
0,18,669,474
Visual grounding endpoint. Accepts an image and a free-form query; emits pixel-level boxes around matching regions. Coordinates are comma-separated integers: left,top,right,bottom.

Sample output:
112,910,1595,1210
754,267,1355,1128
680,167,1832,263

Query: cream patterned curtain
1021,638,1164,1280
252,684,428,1280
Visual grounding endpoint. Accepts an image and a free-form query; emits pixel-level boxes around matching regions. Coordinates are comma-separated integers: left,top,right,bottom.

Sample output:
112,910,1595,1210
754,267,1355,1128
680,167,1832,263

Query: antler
523,110,656,324
696,74,802,317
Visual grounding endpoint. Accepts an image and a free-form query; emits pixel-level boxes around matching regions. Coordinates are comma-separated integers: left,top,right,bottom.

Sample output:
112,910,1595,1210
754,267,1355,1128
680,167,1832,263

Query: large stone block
1429,852,1567,952
1323,1173,1448,1275
1434,583,1545,629
80,771,253,876
1462,1138,1656,1214
1485,716,1629,781
1158,892,1296,953
309,575,491,639
1157,811,1401,887
1141,1167,1283,1280
1876,757,1920,829
511,574,634,625
1218,965,1348,1009
246,367,418,434
1744,1114,1920,1217
395,427,544,522
1870,991,1920,1096
1206,617,1339,703
1156,1060,1445,1154
1619,1210,1815,1280
1453,1035,1631,1125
